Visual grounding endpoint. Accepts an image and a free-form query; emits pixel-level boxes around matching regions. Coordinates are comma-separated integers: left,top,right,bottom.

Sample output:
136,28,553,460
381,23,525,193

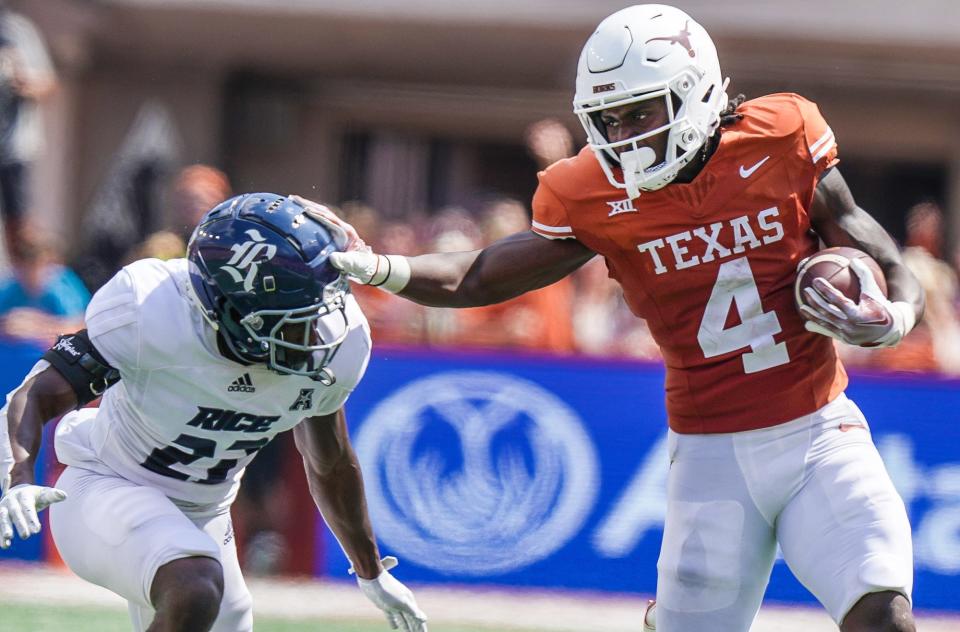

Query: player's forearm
335,230,593,307
6,383,74,486
7,413,43,487
885,263,925,322
834,206,925,320
400,236,590,307
303,449,382,579
399,250,502,308
812,171,925,326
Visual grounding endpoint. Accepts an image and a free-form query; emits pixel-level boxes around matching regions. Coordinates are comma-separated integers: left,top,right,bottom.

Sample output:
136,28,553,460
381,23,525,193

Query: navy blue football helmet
186,193,350,383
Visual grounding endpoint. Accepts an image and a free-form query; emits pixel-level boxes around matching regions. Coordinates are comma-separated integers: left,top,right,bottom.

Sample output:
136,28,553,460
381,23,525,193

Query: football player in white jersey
0,193,428,632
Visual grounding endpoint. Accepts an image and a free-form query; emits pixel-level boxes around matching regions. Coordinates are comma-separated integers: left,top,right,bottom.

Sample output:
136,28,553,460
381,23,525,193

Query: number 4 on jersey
697,257,789,374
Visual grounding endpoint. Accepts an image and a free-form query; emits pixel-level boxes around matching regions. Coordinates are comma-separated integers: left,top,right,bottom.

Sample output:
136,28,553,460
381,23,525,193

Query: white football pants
656,394,912,631
50,466,253,631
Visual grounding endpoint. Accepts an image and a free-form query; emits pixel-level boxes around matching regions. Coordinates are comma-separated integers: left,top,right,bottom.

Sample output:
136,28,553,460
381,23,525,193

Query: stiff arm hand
289,195,412,293
0,483,67,549
800,258,916,347
353,556,428,631
288,195,368,253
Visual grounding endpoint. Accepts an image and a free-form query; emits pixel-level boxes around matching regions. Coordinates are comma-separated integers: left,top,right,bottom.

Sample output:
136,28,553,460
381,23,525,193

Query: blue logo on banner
354,371,599,575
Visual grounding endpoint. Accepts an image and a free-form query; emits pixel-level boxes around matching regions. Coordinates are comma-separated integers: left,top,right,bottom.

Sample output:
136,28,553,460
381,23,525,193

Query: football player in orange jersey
328,5,923,632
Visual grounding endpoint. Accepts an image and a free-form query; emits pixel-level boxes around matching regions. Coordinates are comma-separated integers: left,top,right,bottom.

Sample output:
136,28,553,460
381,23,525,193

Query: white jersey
54,258,371,511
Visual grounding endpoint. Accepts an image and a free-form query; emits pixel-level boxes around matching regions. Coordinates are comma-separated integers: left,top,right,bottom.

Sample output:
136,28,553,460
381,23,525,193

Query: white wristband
871,301,916,348
370,255,411,294
893,301,917,337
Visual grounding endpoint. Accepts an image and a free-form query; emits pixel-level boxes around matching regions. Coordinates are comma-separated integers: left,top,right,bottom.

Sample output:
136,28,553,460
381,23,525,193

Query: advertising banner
326,348,960,611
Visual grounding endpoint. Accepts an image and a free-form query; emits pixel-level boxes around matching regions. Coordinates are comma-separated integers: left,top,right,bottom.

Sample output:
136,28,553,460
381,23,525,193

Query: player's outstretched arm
2,329,120,548
1,365,76,548
805,168,925,347
293,411,428,632
331,229,595,308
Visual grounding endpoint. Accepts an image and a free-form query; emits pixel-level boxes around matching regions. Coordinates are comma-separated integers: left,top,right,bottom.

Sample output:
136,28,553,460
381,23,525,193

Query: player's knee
841,591,915,632
175,574,224,624
151,557,224,629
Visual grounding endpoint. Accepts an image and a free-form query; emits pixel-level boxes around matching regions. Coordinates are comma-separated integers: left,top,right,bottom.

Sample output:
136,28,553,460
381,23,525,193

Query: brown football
795,246,887,319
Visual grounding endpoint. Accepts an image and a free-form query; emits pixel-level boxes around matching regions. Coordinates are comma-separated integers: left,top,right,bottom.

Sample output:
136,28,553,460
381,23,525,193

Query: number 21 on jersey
697,257,789,373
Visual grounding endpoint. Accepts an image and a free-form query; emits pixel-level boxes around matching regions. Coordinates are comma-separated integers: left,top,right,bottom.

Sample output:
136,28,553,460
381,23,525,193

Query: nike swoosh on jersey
739,155,770,178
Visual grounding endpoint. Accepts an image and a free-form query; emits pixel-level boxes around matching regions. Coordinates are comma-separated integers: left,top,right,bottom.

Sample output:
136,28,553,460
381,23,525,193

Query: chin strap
620,146,657,199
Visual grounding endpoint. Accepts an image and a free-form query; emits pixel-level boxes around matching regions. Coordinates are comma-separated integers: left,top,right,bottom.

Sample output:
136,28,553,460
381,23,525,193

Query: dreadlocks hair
719,93,747,127
698,94,747,163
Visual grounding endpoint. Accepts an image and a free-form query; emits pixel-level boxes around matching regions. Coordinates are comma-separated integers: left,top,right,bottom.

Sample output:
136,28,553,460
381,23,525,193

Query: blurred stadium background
2,0,960,629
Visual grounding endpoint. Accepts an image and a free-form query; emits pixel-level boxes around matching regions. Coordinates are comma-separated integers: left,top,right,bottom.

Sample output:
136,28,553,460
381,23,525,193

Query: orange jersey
532,93,847,433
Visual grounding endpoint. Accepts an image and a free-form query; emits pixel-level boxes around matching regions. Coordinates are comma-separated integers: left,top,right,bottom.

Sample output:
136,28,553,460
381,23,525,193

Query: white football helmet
573,5,729,197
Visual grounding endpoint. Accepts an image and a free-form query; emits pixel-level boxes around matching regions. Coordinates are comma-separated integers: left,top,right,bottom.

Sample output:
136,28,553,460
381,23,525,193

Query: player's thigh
777,426,913,624
49,466,221,608
656,431,777,632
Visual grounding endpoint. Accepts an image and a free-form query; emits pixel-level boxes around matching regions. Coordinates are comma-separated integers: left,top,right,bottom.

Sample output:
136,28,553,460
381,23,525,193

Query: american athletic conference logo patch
354,371,599,575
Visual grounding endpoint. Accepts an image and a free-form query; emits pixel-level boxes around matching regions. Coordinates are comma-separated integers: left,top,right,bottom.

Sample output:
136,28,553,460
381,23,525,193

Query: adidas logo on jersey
228,373,256,393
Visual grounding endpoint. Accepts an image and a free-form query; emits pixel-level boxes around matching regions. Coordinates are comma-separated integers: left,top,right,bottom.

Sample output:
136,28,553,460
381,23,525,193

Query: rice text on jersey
186,406,282,433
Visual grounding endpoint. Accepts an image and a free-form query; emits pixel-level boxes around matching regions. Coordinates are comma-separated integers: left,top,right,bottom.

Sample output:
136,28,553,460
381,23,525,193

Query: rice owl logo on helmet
354,371,600,575
221,229,278,292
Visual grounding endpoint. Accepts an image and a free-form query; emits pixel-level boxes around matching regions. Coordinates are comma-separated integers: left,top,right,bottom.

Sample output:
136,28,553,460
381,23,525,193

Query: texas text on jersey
533,93,842,434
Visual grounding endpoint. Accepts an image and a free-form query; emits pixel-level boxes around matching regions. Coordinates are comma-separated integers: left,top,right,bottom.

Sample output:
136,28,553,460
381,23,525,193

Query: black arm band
42,330,120,406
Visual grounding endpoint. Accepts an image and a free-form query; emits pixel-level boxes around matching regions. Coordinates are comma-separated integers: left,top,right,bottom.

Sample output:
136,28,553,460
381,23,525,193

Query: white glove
0,483,67,549
353,556,428,632
800,258,915,347
329,251,411,294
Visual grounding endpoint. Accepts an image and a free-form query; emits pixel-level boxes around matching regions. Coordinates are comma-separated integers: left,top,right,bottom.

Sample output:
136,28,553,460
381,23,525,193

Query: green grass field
6,564,958,632
0,601,532,632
